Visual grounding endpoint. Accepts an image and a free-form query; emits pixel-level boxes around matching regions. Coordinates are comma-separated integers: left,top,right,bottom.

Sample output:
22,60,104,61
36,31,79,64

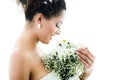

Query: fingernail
81,48,85,49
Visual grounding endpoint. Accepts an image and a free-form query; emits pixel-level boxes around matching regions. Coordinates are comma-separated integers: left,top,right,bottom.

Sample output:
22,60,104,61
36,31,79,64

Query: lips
51,34,55,39
50,36,52,40
50,35,53,40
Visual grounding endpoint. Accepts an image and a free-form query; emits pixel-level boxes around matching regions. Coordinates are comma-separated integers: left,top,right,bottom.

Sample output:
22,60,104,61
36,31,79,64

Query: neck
17,22,38,51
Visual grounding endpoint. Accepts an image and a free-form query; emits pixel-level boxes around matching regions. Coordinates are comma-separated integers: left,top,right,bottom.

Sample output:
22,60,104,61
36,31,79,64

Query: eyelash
56,23,60,28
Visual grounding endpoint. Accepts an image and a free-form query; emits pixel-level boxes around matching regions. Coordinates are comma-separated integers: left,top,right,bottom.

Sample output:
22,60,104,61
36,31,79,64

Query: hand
76,47,95,80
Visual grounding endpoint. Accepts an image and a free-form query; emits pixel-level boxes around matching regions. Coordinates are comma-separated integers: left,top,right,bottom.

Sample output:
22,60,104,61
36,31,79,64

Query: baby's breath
42,40,84,80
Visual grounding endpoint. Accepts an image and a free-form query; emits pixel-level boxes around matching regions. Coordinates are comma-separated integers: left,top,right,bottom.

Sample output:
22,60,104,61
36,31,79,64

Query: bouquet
42,40,84,80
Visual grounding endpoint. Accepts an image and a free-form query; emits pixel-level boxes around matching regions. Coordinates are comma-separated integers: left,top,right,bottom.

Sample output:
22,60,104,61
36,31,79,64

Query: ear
34,13,45,24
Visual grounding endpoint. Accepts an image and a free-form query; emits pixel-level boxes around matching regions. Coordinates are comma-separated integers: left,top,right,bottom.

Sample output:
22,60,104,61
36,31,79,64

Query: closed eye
56,22,62,28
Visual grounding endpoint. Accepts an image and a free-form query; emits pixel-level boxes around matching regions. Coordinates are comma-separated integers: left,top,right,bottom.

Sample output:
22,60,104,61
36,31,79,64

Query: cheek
46,23,56,34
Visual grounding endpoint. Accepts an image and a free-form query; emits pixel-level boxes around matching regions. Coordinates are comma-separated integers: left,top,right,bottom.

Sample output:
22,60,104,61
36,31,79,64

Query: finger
77,49,94,63
76,52,92,67
85,47,95,59
79,56,93,69
78,47,95,59
78,56,89,68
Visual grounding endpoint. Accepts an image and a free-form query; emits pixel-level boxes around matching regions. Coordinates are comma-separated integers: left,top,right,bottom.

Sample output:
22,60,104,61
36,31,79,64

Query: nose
56,28,60,35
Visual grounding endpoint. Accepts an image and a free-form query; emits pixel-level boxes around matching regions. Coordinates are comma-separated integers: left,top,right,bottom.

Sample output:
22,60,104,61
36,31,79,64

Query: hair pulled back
17,0,66,21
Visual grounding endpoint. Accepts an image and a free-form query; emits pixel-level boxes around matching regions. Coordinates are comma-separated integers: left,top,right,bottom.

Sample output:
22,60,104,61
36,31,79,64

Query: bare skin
9,10,65,80
9,10,95,80
76,48,95,80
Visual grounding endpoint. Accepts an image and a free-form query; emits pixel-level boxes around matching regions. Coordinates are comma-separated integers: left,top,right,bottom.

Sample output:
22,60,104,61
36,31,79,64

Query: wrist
79,73,87,80
80,77,87,80
81,78,87,80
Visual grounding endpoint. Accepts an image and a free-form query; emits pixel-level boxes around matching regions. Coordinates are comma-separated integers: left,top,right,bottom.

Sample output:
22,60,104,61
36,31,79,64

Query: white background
0,0,120,80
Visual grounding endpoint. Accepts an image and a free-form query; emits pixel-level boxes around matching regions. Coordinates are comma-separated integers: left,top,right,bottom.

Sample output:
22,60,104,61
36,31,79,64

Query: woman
9,0,95,80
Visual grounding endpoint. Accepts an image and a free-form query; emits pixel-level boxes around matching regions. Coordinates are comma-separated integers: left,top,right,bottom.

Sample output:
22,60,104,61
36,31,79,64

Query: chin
42,40,50,44
39,38,51,44
44,42,49,44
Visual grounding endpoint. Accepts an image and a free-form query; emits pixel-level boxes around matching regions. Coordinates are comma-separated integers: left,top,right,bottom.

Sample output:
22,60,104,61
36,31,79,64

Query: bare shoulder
10,49,32,68
9,49,31,80
10,49,32,63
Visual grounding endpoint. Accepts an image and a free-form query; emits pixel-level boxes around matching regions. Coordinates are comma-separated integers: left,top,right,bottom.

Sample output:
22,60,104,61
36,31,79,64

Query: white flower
42,40,84,80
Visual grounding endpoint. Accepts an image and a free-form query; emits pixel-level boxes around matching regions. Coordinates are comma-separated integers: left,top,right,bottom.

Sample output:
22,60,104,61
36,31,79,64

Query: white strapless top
40,71,80,80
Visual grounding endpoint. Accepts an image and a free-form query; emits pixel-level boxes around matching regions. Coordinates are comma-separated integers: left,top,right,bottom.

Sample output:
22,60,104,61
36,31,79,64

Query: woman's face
38,10,66,44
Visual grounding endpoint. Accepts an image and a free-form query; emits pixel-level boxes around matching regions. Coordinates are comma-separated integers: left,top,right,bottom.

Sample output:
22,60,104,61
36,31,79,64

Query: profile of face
17,0,66,44
37,10,66,44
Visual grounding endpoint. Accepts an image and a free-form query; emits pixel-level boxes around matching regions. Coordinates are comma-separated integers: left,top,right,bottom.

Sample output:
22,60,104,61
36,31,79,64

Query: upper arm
9,52,30,80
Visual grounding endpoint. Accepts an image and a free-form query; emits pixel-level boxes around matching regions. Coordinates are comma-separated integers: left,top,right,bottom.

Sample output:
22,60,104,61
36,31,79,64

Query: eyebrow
58,21,63,24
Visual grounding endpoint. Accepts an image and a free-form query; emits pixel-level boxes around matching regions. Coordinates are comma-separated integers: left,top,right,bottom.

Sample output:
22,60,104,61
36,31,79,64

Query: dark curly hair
17,0,66,21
